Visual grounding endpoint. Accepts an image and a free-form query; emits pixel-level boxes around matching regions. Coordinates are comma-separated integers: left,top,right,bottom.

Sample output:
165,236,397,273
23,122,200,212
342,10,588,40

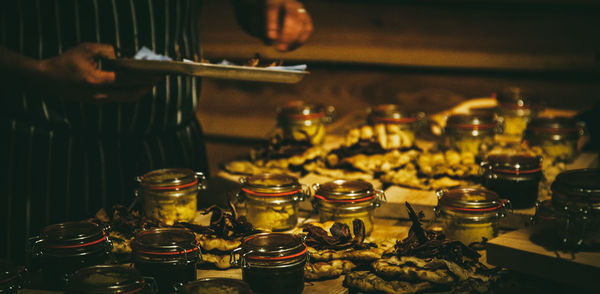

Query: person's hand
37,43,160,104
234,0,313,52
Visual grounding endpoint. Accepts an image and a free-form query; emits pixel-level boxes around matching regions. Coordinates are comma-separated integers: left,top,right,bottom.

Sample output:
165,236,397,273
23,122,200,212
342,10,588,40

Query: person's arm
0,43,158,103
232,0,313,52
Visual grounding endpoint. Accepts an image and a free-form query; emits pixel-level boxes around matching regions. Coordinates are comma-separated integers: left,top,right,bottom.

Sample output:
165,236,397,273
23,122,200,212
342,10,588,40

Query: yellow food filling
502,115,529,137
143,193,197,225
245,202,298,231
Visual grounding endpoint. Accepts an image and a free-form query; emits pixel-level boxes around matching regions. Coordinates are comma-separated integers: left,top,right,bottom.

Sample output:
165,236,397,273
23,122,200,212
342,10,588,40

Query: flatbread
344,271,433,294
305,259,356,280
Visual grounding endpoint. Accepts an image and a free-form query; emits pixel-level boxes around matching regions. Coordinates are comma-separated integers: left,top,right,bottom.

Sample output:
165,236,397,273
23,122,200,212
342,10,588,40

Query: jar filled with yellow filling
276,101,335,145
311,180,386,235
495,87,540,138
136,168,207,225
523,117,585,162
237,173,309,231
445,113,501,158
435,187,510,246
366,104,425,149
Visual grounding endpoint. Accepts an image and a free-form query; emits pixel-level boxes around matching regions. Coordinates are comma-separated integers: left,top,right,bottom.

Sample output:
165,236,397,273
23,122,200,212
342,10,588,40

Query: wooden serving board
486,228,600,291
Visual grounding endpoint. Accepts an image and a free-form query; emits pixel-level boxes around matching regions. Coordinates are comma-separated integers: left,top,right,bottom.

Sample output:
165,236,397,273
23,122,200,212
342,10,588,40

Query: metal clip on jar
136,168,207,225
532,169,600,249
524,117,585,162
66,265,158,294
28,221,112,290
311,180,386,235
276,101,335,145
132,228,201,294
495,87,539,137
367,104,425,148
0,260,27,294
435,187,510,246
445,113,502,157
481,153,543,209
230,233,308,294
237,173,309,231
177,278,251,294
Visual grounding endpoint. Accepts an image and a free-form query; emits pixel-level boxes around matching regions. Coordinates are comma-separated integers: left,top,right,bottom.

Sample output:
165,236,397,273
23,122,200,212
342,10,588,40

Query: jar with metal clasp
435,187,511,246
445,113,502,157
524,117,585,162
231,233,308,294
131,228,201,294
311,180,386,235
276,100,335,145
481,153,543,209
366,104,426,149
28,221,112,290
135,168,207,225
532,169,600,249
176,278,251,294
495,87,540,138
236,173,310,231
66,265,158,294
0,260,27,294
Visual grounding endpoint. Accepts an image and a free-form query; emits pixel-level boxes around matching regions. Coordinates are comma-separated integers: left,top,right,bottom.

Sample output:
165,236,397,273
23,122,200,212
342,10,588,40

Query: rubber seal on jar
44,231,107,249
142,179,199,190
493,166,543,175
313,194,376,203
241,188,302,197
136,243,200,256
244,245,307,261
286,112,326,120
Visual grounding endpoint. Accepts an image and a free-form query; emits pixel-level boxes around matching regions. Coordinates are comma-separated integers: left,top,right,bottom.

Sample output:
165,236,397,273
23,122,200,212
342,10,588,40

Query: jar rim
551,168,600,210
526,117,583,135
483,153,543,174
446,113,498,131
438,187,505,212
139,168,199,190
39,221,107,250
277,101,326,121
132,228,200,257
367,104,424,124
67,265,146,294
241,233,306,261
314,180,374,201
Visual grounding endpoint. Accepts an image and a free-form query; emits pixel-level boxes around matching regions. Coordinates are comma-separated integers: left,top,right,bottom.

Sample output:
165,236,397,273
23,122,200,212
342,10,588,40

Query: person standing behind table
0,0,313,264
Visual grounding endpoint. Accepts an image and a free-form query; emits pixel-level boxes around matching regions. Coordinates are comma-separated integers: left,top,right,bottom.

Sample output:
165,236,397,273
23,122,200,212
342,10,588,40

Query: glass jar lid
551,168,600,211
437,187,506,212
139,168,203,191
132,228,200,258
277,101,328,122
482,153,543,175
178,278,250,294
67,265,146,294
367,104,424,124
38,221,107,251
496,86,535,109
446,113,498,131
240,173,302,196
313,180,375,203
526,117,584,140
240,233,306,261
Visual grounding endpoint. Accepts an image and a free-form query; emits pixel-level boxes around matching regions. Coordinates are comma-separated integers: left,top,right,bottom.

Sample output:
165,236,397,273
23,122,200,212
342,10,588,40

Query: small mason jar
231,233,308,294
481,153,543,209
367,104,425,148
445,113,502,157
311,180,386,235
532,169,600,249
0,260,27,294
524,117,585,162
236,173,309,231
67,265,158,294
495,87,539,138
276,100,335,145
435,187,510,246
177,278,251,294
136,168,207,225
28,221,112,290
132,228,201,294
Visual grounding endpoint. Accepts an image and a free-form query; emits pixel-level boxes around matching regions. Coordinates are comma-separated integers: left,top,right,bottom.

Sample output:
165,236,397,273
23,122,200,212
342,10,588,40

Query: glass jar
177,278,251,294
481,153,543,209
231,233,308,294
532,169,600,249
366,104,425,148
435,187,510,246
236,173,309,231
445,113,502,157
0,260,27,294
524,117,585,162
67,265,158,294
28,221,112,290
136,168,207,225
311,180,386,235
276,100,335,145
132,228,201,294
495,87,539,137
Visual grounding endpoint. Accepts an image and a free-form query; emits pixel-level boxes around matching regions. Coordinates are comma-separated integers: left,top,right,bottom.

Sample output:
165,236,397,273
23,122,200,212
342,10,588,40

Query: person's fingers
88,70,116,85
265,1,281,40
84,43,117,60
277,2,304,51
296,11,313,45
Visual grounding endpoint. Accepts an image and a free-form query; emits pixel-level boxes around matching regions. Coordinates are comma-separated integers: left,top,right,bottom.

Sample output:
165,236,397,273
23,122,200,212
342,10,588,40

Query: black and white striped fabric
0,0,208,263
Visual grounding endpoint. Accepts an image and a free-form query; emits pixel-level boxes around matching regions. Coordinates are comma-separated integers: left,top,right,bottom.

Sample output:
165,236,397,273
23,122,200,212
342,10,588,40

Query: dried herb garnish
303,219,376,250
176,203,259,240
392,202,481,268
92,205,162,239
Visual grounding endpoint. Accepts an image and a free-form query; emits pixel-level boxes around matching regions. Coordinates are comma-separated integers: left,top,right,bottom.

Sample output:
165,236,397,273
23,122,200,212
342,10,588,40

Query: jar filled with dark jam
523,117,585,162
0,260,27,294
481,153,543,209
532,169,600,249
231,233,308,294
131,228,200,293
178,278,250,294
67,265,157,294
29,221,112,290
